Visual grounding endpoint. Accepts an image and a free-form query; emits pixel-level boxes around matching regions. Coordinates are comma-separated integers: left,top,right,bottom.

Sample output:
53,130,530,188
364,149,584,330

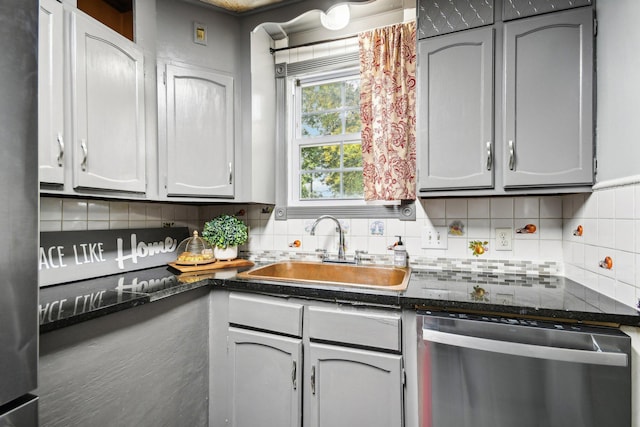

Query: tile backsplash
39,198,201,232
40,184,640,309
562,184,640,310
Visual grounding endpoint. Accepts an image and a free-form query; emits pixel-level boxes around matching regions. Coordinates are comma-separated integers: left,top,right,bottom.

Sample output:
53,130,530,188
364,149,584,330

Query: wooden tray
168,258,254,273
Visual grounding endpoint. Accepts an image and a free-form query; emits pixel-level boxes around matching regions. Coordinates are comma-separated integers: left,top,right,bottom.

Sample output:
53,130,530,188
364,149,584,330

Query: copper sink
236,261,410,291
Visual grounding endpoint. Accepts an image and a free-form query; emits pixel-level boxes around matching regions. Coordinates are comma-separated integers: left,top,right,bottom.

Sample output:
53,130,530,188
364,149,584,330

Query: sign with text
39,228,189,287
39,267,181,326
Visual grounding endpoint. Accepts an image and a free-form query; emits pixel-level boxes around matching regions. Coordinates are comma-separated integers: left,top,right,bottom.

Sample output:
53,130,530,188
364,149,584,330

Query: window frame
290,69,364,205
273,52,415,221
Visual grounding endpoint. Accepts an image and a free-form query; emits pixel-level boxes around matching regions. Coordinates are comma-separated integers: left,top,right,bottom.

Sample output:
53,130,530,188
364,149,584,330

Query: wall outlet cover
421,226,448,249
495,227,512,251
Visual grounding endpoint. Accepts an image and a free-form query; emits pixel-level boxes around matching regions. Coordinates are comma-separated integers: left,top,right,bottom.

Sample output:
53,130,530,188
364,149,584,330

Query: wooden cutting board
168,258,254,273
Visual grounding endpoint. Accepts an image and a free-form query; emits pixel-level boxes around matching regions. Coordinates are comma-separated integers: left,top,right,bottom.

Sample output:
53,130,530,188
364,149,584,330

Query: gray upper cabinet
418,27,495,191
72,11,146,193
502,0,591,21
162,63,234,198
417,3,594,196
39,0,65,186
503,7,593,188
418,0,494,39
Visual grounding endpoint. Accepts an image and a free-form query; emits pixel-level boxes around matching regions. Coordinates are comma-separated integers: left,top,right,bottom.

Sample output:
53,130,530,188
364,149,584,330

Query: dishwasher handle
422,328,628,367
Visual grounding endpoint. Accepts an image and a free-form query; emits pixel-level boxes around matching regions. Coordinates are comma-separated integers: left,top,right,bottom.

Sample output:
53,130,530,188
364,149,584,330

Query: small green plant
202,215,248,249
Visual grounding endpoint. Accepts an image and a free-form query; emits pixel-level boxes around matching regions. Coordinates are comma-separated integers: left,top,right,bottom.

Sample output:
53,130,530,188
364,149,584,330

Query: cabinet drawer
308,306,401,352
229,293,303,337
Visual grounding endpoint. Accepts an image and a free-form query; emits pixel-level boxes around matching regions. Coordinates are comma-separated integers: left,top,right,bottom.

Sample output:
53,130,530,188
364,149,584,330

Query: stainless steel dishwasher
417,311,631,427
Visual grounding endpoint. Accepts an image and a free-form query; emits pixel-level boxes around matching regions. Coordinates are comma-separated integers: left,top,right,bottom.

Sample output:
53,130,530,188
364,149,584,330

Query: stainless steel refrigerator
0,0,39,424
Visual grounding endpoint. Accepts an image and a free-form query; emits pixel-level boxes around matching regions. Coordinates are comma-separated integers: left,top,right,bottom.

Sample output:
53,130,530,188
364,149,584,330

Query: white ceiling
191,0,415,43
197,0,299,13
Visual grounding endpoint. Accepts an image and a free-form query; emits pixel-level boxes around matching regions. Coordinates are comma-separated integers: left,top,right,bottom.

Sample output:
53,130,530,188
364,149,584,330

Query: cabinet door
164,64,234,197
39,0,65,185
503,8,593,188
72,11,146,193
228,327,302,427
418,27,494,191
503,0,592,21
308,342,403,427
418,0,494,39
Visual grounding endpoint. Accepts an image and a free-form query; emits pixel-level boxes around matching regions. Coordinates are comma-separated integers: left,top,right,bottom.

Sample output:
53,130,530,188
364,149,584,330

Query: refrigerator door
0,396,38,426
0,0,39,411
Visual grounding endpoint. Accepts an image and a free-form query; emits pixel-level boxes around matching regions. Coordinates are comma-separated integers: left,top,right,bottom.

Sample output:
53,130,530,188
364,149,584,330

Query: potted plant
202,214,248,261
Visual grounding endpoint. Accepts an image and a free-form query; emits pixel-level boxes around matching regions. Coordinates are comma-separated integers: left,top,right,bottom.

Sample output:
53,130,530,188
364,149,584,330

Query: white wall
155,0,240,71
594,0,640,183
557,1,640,309
563,185,640,309
247,26,277,204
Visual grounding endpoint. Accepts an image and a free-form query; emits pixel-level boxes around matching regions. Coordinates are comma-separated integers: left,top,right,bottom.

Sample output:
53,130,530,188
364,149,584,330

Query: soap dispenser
393,236,407,268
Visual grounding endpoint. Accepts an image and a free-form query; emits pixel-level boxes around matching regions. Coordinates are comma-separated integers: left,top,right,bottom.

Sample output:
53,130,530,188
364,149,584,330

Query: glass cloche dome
175,230,215,265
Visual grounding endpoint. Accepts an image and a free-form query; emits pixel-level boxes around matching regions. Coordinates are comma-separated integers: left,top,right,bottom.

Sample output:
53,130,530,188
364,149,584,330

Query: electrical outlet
495,227,512,251
421,226,448,249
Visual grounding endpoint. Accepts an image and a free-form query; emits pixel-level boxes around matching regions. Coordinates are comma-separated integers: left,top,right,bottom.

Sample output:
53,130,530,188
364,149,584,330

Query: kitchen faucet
309,215,346,261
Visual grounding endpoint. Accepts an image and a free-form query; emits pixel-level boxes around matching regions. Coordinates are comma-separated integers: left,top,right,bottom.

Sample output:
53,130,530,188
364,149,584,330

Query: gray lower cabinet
308,343,403,427
503,7,593,188
417,27,494,191
222,292,405,427
161,63,235,198
227,327,302,427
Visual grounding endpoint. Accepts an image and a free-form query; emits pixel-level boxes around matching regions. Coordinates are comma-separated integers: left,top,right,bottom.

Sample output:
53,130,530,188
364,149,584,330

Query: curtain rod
269,20,416,54
269,34,358,54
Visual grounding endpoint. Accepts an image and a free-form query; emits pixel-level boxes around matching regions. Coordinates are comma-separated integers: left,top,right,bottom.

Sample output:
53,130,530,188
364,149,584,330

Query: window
292,72,364,203
273,51,415,220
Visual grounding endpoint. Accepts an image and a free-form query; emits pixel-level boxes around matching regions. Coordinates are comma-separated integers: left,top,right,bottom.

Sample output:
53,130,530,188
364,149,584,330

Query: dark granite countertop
39,264,640,333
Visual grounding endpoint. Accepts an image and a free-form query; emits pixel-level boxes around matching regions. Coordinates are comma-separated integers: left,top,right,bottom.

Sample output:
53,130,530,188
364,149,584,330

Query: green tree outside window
298,77,363,200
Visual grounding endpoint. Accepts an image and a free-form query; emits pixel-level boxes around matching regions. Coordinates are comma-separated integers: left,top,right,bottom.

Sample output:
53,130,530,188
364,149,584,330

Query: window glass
294,74,363,201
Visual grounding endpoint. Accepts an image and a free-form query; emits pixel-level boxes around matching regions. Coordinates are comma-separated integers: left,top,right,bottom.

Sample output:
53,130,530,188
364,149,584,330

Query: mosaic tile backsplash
40,183,640,309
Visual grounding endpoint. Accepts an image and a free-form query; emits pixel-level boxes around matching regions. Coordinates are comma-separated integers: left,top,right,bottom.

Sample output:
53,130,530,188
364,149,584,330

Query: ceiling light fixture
320,4,350,31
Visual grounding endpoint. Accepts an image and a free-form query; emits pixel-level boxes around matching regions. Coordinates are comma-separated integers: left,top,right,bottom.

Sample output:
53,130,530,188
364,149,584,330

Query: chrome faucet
309,215,346,261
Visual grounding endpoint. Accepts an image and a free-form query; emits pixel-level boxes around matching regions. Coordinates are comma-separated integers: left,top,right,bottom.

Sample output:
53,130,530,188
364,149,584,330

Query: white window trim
273,52,415,221
287,69,366,207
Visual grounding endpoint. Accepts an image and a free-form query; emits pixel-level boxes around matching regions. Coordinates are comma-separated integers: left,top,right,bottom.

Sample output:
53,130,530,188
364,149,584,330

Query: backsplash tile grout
39,184,639,309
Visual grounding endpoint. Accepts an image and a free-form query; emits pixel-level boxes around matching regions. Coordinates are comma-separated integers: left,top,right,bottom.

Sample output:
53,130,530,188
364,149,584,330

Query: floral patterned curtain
359,21,417,201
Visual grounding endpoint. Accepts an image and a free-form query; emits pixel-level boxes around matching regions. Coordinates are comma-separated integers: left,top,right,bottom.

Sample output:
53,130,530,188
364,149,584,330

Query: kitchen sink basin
236,261,410,291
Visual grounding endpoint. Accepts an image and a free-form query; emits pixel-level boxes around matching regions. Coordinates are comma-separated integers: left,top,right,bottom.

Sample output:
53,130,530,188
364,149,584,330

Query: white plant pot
214,245,238,261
